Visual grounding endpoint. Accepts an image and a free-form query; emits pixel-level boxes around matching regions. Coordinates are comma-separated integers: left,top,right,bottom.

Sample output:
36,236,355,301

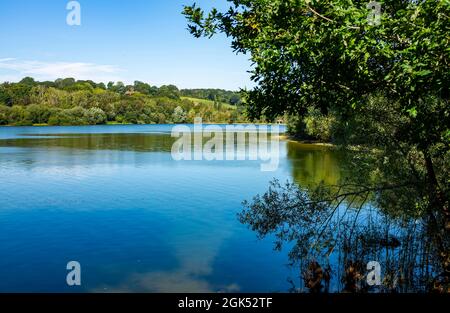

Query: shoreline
0,123,335,147
278,134,334,147
0,122,288,127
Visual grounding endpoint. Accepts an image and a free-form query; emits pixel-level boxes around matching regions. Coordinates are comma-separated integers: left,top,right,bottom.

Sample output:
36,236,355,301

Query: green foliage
134,81,158,96
48,106,85,126
288,108,336,142
8,105,32,125
184,0,450,287
19,77,37,86
184,0,449,120
27,104,52,124
157,85,181,99
180,88,242,105
0,82,32,106
303,109,335,143
84,107,107,125
184,0,449,194
0,78,247,126
172,106,187,123
0,105,11,125
286,115,307,139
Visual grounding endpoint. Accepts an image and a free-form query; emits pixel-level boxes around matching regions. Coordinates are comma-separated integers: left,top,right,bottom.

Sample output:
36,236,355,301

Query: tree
27,104,51,124
107,81,127,95
229,94,241,105
0,82,32,106
183,0,450,197
48,106,87,126
64,82,94,92
180,88,242,105
134,81,152,95
184,1,448,119
107,81,115,91
0,85,11,105
0,105,11,125
172,106,187,123
8,105,32,125
97,82,106,90
184,0,450,291
84,107,107,125
115,82,127,95
157,85,181,99
19,77,37,86
0,78,247,125
55,78,76,89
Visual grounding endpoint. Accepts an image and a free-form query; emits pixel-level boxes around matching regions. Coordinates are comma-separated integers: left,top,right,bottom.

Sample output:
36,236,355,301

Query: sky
0,0,253,90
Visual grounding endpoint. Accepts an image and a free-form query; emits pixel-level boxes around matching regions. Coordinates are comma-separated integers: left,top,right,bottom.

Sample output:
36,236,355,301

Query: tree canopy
0,77,246,126
184,0,448,119
184,0,450,291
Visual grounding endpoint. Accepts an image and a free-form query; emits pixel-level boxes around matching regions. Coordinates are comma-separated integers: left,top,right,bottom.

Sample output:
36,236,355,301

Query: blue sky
0,0,253,90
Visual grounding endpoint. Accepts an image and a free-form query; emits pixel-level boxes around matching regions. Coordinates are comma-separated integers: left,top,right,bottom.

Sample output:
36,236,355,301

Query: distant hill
0,77,248,126
180,89,241,106
180,96,236,110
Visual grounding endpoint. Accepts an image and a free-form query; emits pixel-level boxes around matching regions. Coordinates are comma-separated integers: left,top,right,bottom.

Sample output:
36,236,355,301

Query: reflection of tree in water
239,149,448,293
0,133,176,152
286,142,343,187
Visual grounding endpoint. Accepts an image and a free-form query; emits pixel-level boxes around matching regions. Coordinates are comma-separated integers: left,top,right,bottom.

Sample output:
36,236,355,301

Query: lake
0,124,344,292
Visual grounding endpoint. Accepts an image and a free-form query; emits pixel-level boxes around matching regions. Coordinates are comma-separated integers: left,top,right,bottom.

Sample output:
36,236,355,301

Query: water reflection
286,141,344,187
0,133,175,152
240,143,443,293
3,125,431,293
0,126,289,292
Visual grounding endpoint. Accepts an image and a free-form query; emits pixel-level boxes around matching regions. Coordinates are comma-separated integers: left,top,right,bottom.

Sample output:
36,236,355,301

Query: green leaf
407,107,417,118
415,70,432,77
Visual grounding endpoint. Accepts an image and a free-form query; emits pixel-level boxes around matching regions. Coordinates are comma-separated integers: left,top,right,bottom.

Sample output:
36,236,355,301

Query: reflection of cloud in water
92,223,240,293
94,271,240,293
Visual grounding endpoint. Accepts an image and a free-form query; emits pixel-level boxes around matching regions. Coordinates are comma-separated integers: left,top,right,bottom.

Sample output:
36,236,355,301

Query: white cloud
0,58,124,83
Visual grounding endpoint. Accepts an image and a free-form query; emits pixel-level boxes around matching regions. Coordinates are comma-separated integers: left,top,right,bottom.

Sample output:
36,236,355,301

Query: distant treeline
0,77,247,126
180,89,241,105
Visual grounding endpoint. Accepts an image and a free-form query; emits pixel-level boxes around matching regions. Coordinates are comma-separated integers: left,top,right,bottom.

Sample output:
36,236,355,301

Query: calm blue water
0,124,341,292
